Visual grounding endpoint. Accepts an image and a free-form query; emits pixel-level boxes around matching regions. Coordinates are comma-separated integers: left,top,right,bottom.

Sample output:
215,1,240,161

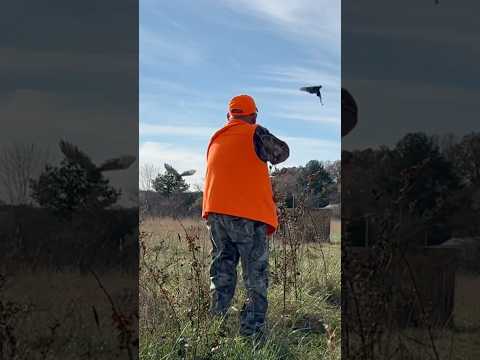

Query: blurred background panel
0,1,139,359
342,1,480,359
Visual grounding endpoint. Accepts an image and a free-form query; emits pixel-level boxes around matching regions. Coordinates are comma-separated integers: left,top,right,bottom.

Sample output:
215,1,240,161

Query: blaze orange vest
202,119,278,234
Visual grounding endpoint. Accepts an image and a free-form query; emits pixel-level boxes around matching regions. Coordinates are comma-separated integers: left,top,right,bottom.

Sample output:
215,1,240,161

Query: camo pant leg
207,213,269,335
216,215,269,336
207,213,240,316
236,220,269,336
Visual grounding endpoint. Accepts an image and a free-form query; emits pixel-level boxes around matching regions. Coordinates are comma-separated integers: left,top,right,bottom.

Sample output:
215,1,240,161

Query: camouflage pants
206,213,269,336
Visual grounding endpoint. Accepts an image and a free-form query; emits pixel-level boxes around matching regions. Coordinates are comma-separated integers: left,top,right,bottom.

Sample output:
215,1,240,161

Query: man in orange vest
202,94,289,339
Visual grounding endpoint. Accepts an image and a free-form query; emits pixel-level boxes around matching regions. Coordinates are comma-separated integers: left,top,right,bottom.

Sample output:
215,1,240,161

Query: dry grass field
344,263,480,359
2,270,138,359
385,273,480,359
139,216,341,360
4,216,479,359
436,272,480,359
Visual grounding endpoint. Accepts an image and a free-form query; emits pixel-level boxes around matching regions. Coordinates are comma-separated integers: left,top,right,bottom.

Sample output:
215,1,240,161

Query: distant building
321,204,340,242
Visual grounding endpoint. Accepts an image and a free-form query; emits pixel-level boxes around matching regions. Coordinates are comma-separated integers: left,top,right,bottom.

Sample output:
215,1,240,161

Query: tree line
343,131,480,244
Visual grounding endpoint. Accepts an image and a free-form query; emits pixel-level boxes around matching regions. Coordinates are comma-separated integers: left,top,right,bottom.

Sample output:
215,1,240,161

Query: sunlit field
139,217,341,360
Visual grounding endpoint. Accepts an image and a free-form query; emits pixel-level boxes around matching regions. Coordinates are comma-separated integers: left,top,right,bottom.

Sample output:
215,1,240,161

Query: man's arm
254,125,289,165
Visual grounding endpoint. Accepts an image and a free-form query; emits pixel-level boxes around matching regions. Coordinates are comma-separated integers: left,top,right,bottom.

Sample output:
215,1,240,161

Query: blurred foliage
30,159,120,218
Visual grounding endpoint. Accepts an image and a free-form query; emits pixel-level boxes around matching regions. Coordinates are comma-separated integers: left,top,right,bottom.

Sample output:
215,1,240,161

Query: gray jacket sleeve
253,125,290,165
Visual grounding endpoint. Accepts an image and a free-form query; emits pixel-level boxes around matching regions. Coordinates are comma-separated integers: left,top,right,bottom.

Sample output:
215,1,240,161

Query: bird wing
180,169,196,177
300,86,322,94
318,90,323,105
300,86,316,94
98,155,136,172
59,140,96,170
164,163,180,177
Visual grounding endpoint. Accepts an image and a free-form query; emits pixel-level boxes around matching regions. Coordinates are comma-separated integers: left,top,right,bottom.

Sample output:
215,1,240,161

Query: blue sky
140,0,340,188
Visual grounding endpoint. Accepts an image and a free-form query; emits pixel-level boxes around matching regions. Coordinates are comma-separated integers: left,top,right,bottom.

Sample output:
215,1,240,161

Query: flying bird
59,140,136,172
300,85,323,105
164,163,196,179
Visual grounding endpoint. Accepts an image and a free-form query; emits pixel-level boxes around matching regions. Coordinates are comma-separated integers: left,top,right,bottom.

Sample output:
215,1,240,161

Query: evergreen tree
152,163,195,196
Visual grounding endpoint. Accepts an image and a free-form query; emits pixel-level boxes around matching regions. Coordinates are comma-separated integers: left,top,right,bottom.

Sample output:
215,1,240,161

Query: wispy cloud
250,86,303,97
140,26,205,66
221,0,340,42
281,135,340,165
140,123,215,137
259,65,340,89
283,135,340,150
273,112,339,124
140,78,200,97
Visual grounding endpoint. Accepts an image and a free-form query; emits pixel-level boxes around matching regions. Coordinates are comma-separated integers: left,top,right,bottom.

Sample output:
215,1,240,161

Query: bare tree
191,183,203,192
324,160,341,185
140,163,160,191
0,143,50,205
453,133,480,185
